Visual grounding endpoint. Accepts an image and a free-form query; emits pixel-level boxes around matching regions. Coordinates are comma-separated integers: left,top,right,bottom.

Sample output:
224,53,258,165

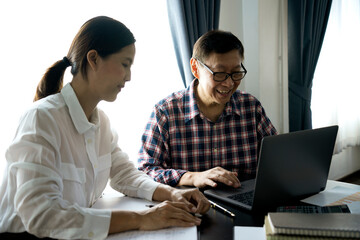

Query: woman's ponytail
34,16,135,102
33,57,71,101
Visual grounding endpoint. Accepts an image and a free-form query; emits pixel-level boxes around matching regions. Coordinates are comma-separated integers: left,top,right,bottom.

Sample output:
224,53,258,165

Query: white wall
328,147,360,180
219,0,359,180
220,0,288,133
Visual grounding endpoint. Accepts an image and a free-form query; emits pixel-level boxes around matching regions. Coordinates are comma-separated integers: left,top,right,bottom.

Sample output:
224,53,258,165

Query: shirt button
87,139,92,144
88,232,94,238
213,148,218,152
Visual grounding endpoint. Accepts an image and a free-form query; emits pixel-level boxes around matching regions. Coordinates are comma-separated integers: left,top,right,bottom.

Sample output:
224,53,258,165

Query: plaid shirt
138,80,277,186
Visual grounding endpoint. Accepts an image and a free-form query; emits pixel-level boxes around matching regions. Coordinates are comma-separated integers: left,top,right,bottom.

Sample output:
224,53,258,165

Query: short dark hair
192,30,244,62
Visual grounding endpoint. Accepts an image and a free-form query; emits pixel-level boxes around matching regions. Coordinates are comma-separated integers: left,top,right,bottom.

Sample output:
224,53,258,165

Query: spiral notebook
265,212,360,239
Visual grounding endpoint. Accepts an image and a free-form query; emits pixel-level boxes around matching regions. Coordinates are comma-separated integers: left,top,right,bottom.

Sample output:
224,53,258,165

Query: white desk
92,195,198,240
302,180,360,212
233,180,360,240
326,179,360,190
93,180,360,240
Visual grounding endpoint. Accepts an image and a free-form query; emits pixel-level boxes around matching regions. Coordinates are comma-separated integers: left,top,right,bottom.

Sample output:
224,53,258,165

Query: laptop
204,125,339,211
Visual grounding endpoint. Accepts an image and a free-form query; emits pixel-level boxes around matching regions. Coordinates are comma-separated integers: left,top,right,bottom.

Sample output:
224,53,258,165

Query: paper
329,191,360,206
348,201,360,214
107,227,197,240
301,186,360,206
92,196,197,240
234,226,265,240
301,185,360,213
93,195,158,211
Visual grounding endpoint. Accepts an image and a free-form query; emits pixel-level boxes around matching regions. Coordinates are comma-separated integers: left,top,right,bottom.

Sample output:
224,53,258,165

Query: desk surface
1,180,358,240
198,180,360,240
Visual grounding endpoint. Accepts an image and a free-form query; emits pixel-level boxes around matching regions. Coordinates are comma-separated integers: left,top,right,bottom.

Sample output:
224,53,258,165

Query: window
312,0,360,153
0,0,183,185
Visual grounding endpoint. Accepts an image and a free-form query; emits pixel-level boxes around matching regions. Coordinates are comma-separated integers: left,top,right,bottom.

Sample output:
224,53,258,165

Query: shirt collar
225,93,241,117
61,83,100,134
184,79,241,122
184,79,201,122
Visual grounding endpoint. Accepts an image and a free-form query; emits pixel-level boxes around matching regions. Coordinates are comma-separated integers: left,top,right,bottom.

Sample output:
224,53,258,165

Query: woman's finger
157,202,201,224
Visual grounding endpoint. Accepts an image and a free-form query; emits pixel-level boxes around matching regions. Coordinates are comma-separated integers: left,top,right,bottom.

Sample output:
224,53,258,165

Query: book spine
267,235,353,240
276,228,360,238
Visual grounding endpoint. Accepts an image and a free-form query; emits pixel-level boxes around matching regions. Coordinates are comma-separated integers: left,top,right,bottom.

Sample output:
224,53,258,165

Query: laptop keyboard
227,190,254,205
276,205,351,213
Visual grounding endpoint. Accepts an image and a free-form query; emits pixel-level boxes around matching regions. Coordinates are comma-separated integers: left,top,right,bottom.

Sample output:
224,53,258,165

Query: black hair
192,30,244,62
34,16,135,101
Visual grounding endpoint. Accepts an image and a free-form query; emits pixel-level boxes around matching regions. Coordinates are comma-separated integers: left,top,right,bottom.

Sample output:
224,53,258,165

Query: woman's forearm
108,210,141,234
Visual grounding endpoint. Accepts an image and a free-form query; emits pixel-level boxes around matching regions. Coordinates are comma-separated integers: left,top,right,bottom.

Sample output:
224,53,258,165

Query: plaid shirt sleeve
255,101,278,140
138,106,187,186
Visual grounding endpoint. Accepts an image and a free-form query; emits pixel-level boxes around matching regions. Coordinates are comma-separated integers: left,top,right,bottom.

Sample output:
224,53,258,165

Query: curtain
312,0,360,153
167,0,221,87
288,0,332,132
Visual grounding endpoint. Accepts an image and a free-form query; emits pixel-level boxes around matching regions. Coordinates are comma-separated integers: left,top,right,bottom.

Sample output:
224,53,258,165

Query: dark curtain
167,0,221,87
288,0,332,132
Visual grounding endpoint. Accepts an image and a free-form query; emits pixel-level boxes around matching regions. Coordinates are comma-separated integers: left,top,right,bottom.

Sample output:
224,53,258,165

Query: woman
0,16,209,239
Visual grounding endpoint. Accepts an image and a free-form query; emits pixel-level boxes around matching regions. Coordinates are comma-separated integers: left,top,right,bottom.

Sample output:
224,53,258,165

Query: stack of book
264,212,360,240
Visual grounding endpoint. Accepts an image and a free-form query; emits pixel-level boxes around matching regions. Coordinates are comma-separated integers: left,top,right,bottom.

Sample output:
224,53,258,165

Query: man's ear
87,50,99,71
190,58,200,79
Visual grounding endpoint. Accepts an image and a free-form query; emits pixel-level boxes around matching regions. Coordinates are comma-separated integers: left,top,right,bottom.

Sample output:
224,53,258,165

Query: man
138,30,277,188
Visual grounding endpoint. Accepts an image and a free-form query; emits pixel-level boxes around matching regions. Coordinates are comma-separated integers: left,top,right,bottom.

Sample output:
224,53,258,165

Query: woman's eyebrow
125,57,134,64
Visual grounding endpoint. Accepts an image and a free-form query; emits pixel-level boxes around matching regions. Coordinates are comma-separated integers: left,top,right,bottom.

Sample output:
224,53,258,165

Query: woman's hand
152,184,210,214
109,200,201,234
109,185,209,234
169,188,210,214
137,200,202,230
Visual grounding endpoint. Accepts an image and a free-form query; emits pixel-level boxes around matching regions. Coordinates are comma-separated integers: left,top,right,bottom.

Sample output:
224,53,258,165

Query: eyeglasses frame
196,58,247,82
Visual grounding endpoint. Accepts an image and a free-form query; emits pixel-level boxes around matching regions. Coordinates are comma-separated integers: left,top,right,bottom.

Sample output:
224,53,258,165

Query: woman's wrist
109,211,141,234
152,184,174,202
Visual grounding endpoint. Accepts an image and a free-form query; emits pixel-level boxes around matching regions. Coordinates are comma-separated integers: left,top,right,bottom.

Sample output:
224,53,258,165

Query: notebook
204,125,339,211
265,212,360,239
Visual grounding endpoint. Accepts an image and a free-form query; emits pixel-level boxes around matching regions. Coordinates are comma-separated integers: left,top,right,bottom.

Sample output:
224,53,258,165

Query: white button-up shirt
0,83,160,239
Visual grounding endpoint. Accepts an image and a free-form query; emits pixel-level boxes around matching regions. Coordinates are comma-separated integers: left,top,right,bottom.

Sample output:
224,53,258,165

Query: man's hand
178,166,241,188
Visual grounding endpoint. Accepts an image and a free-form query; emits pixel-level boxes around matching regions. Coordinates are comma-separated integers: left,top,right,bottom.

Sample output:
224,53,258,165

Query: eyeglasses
196,59,247,82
